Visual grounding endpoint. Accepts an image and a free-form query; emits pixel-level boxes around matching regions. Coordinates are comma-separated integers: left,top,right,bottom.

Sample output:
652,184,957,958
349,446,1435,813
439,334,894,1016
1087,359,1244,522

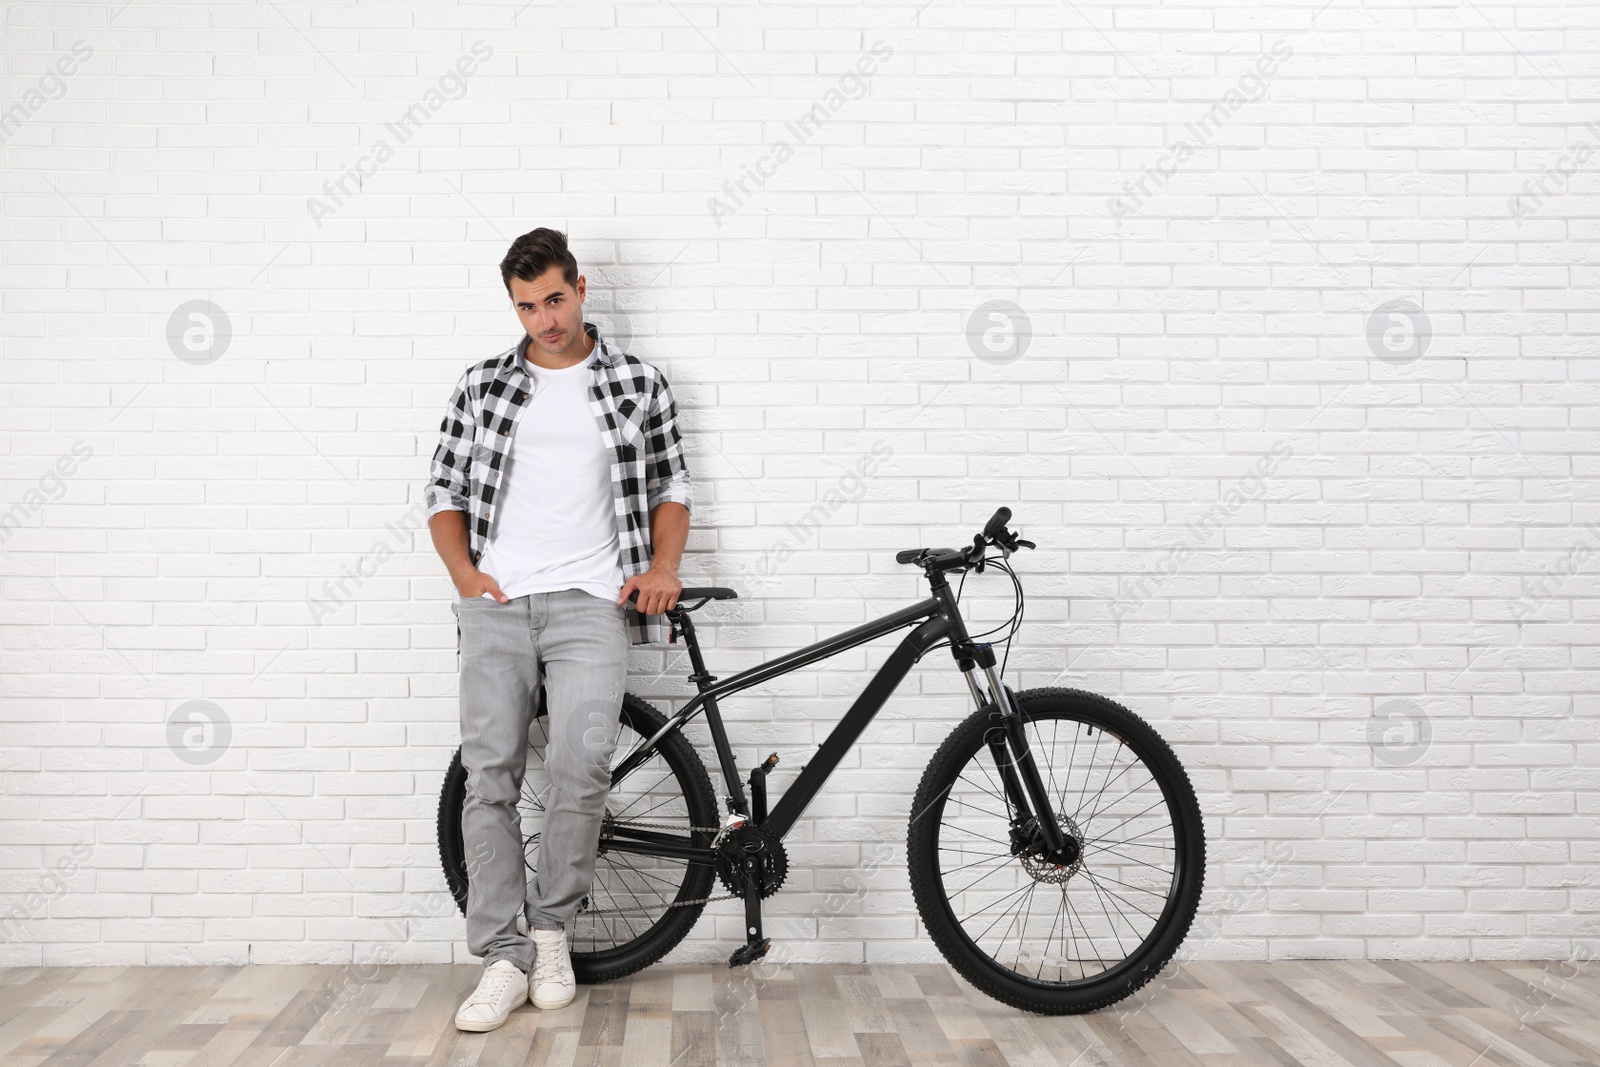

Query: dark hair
500,228,579,294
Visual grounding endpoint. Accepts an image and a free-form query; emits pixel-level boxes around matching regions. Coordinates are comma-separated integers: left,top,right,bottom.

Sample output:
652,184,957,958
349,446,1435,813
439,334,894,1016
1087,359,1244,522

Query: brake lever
968,528,1032,569
996,527,1036,557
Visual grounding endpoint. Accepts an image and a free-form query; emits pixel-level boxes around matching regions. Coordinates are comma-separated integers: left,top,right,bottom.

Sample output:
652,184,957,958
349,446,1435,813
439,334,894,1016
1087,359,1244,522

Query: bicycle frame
604,596,948,863
601,561,1071,868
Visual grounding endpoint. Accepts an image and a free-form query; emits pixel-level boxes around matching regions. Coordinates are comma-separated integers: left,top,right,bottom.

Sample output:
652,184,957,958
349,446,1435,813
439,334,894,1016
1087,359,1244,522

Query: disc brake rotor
1017,813,1084,884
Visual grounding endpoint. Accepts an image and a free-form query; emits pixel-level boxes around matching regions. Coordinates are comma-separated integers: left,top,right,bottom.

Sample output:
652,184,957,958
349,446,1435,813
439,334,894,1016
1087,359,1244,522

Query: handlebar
895,506,1036,574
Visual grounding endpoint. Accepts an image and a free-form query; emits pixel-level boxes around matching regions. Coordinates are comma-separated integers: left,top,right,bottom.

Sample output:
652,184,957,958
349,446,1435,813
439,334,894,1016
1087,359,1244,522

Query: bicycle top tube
670,594,946,724
612,593,951,782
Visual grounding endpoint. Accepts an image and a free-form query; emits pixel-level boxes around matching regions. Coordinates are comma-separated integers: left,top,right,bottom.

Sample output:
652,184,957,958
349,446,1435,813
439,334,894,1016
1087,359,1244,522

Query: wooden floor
1,960,1595,1066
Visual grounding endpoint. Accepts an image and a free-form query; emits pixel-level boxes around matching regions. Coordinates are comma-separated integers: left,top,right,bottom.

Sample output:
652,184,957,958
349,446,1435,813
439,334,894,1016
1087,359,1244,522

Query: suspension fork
959,643,1073,860
933,571,1072,860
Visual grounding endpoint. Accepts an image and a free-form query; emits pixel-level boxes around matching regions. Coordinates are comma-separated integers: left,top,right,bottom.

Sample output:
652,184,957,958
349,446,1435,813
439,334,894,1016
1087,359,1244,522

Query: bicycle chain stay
585,817,741,914
582,890,738,914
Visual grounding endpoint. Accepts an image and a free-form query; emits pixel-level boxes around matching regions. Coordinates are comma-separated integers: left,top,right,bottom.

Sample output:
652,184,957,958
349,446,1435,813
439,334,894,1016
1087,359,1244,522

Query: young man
424,228,692,1031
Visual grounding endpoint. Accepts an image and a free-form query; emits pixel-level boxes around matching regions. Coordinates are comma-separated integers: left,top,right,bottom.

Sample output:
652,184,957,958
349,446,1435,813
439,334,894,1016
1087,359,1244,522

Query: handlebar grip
983,507,1012,541
895,548,924,564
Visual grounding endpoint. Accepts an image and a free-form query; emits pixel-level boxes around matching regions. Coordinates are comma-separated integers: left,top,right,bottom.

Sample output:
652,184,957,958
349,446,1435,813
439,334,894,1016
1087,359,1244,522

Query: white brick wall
3,0,1597,968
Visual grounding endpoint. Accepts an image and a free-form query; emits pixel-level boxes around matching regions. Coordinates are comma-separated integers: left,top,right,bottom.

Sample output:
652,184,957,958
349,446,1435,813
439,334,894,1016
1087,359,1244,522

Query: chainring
714,824,788,899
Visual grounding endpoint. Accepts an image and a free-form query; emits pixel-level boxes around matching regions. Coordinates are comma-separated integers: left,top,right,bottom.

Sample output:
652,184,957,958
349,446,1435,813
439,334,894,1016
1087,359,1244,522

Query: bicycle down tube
604,597,950,849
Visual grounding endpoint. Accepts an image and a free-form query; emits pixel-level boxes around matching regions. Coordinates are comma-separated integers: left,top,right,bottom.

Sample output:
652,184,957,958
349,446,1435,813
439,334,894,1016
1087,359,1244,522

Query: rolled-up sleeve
643,371,692,515
424,369,474,519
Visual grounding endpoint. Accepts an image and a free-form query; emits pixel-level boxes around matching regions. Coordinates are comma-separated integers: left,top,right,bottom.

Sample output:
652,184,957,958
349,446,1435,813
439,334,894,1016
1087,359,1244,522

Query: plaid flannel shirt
425,321,693,646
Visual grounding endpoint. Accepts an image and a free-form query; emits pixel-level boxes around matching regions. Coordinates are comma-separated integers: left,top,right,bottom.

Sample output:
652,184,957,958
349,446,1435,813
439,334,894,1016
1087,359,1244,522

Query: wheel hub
1015,813,1084,884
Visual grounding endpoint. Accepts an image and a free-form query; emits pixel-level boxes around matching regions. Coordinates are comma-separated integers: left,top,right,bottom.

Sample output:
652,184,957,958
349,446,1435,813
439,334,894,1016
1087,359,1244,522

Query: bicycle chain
579,818,740,915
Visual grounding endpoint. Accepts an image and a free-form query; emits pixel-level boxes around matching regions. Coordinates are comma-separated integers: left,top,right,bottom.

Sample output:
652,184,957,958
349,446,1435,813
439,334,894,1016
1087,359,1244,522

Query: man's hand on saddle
618,567,682,615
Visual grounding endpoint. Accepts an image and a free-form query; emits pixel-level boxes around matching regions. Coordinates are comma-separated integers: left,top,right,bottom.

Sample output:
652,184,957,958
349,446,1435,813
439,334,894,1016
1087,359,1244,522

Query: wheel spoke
938,822,1013,849
1079,869,1163,924
608,767,678,819
1039,890,1066,980
965,881,1043,941
938,850,1017,877
1077,739,1130,828
610,791,690,825
947,855,1024,900
1082,844,1178,875
1083,795,1170,846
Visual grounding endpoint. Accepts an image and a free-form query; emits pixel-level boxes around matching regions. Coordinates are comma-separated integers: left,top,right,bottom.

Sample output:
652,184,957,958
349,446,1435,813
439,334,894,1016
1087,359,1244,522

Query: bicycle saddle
626,586,737,614
673,587,738,613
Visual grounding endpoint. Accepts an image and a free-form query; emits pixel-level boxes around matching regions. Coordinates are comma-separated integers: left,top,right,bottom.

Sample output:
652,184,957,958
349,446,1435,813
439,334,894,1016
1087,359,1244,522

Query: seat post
667,608,716,690
664,604,753,818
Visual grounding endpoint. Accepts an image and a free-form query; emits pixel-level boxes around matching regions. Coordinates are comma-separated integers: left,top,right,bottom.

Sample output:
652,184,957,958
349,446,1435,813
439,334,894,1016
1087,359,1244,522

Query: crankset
714,824,788,899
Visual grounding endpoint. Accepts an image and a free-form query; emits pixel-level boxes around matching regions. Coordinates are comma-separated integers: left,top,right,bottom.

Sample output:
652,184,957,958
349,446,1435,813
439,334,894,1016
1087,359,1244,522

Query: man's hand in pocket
455,569,509,603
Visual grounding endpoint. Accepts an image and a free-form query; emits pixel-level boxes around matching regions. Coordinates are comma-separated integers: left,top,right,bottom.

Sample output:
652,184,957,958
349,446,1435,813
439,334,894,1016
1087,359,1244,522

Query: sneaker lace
466,968,514,1007
533,938,567,984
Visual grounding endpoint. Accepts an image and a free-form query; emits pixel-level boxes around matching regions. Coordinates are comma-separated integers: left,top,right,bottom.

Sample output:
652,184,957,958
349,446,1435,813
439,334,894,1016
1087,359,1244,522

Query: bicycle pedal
727,938,771,967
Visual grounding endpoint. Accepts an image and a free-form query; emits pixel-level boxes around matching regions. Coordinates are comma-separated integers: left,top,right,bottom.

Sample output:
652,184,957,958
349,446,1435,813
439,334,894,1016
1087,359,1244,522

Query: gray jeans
454,587,629,973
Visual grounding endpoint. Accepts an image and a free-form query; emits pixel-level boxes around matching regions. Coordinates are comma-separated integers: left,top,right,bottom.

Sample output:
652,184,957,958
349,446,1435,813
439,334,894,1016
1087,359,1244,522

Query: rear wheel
907,687,1205,1014
437,692,719,983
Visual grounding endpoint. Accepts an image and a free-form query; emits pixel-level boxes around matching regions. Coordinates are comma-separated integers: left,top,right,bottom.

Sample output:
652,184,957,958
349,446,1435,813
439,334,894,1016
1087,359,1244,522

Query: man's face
508,266,586,358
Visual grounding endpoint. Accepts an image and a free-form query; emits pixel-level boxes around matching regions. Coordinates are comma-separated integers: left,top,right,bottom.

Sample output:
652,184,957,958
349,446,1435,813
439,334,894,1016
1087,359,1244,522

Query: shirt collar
504,321,616,380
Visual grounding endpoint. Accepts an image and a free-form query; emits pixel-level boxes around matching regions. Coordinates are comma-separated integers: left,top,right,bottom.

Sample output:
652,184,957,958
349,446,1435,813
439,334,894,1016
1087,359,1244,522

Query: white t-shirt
473,350,624,603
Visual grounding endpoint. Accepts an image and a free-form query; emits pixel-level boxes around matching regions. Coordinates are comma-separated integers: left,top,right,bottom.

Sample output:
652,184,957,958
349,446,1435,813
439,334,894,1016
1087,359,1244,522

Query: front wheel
907,687,1205,1014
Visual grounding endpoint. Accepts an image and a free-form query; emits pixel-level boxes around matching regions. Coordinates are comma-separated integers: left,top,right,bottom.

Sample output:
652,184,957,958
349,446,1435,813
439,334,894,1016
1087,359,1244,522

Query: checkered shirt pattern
425,321,693,646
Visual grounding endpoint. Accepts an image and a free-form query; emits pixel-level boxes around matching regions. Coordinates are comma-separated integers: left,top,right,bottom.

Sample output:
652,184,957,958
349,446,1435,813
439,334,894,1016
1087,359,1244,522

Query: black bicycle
437,507,1205,1014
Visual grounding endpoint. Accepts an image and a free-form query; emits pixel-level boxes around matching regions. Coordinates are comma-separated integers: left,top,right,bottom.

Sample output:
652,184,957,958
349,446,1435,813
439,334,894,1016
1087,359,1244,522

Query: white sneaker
529,928,576,1009
454,959,528,1032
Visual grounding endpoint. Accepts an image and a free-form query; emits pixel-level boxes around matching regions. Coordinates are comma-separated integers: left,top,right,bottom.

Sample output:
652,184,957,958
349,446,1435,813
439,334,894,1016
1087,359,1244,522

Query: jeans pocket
457,593,499,615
